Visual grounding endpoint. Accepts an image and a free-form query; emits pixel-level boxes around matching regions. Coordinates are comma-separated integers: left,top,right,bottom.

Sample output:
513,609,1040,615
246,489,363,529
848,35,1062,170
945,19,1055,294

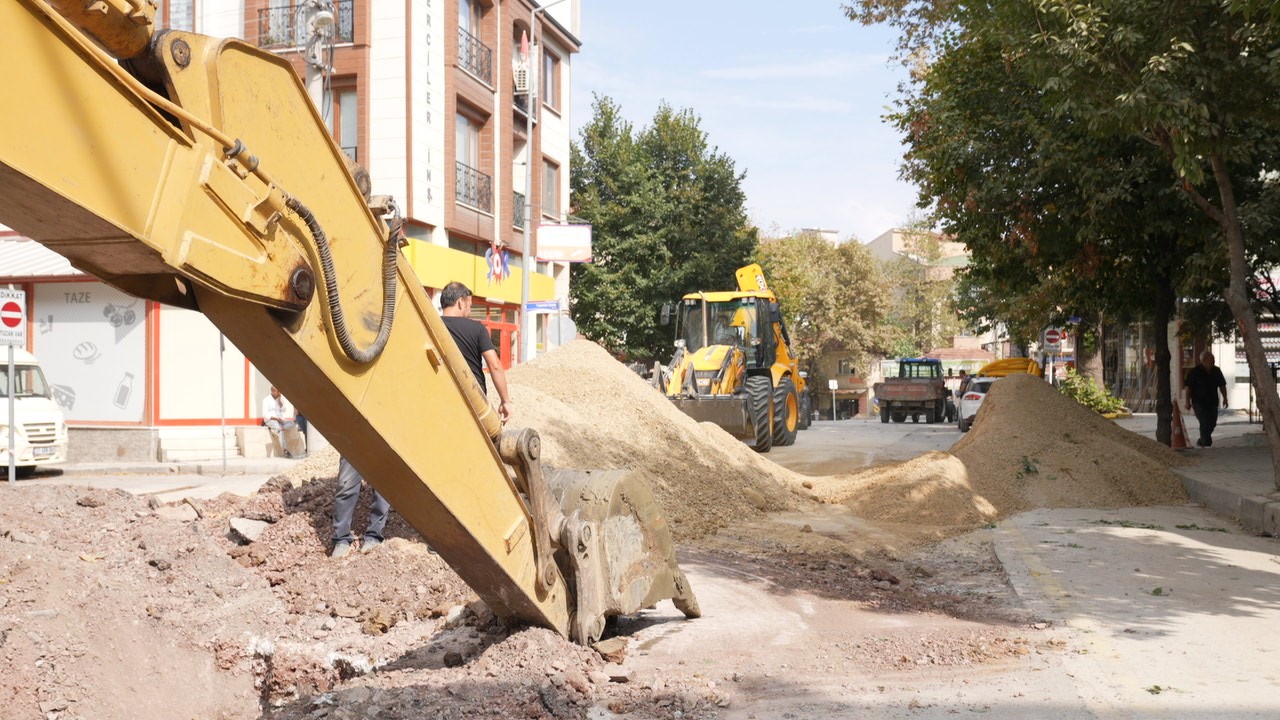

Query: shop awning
0,235,80,279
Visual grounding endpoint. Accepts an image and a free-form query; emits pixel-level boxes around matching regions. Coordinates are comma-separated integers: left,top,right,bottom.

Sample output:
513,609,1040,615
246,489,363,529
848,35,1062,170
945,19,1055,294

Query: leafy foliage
849,0,1280,475
878,228,961,357
1058,368,1125,414
568,97,758,360
757,231,891,379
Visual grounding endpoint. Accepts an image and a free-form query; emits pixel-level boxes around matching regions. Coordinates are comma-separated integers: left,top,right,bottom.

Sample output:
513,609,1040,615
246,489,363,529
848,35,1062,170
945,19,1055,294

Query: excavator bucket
548,468,701,643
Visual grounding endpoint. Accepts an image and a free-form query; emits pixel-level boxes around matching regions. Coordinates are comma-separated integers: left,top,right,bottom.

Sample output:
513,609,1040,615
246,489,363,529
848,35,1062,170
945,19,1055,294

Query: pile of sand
505,339,808,540
807,373,1189,539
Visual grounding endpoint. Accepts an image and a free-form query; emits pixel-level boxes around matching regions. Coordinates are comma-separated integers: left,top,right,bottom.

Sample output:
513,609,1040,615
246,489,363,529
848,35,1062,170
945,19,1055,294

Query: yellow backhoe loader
0,0,697,644
662,264,809,452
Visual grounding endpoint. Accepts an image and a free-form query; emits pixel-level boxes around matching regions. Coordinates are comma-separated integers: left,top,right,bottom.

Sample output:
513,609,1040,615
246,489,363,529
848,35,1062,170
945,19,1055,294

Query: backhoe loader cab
663,265,810,452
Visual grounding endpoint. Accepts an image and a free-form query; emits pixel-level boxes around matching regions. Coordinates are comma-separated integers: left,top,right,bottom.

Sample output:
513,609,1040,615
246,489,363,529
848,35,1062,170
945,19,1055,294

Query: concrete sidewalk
1115,412,1280,536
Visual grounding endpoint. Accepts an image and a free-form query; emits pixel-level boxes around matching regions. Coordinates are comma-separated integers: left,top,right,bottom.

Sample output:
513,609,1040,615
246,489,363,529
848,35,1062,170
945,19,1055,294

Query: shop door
471,300,517,370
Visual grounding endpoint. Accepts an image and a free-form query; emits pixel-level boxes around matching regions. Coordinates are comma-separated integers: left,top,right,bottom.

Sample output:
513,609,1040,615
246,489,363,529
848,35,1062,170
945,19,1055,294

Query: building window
256,1,355,49
457,0,492,83
459,0,480,35
456,113,480,168
542,160,559,219
837,359,858,376
541,50,560,111
455,113,491,212
327,80,358,162
448,234,484,256
163,0,194,31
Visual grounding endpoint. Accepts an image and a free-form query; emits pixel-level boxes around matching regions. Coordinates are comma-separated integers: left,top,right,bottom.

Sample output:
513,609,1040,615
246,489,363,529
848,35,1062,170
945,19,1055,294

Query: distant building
866,228,968,280
800,228,842,245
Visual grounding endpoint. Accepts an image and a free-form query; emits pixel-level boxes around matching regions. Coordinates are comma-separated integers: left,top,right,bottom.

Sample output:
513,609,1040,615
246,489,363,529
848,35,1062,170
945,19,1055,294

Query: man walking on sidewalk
1183,351,1229,447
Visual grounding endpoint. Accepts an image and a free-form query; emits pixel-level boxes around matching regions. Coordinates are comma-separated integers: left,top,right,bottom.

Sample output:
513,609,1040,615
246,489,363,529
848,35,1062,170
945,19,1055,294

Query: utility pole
301,0,335,116
519,0,568,363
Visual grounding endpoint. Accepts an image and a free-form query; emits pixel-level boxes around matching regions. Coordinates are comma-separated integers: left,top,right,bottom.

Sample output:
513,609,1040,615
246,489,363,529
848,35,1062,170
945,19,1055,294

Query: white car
956,376,999,432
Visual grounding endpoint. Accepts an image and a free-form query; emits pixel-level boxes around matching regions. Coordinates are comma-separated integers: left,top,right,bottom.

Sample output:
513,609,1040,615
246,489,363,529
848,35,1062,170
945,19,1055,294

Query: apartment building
242,0,581,366
0,0,580,460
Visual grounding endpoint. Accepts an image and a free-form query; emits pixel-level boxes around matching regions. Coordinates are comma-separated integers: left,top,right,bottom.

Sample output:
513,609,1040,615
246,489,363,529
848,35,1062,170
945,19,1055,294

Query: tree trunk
1079,314,1105,387
1211,155,1280,490
1152,271,1174,446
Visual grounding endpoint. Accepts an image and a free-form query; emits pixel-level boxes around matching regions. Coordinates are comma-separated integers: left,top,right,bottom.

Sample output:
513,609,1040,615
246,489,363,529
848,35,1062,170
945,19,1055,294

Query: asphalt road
624,416,1280,718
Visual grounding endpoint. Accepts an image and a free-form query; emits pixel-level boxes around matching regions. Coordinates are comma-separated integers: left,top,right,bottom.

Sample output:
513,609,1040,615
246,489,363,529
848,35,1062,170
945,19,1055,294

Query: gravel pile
505,339,808,540
806,373,1188,540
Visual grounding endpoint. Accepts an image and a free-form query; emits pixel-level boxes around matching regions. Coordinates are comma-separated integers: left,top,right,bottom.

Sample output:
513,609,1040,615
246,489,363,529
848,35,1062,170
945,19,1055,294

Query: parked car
956,376,999,432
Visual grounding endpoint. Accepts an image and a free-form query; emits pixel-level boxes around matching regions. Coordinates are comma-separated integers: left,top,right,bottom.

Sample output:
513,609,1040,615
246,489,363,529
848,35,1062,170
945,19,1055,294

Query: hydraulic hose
286,195,398,364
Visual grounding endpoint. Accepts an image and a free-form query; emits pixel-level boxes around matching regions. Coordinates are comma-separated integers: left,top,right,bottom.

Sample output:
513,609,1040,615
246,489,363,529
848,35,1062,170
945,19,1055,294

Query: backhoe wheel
798,392,812,430
745,375,773,453
772,378,799,446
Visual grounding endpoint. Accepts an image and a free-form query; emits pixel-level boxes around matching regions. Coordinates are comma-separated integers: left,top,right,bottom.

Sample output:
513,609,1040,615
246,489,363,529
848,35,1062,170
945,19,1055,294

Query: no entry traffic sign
1043,327,1063,350
0,289,26,346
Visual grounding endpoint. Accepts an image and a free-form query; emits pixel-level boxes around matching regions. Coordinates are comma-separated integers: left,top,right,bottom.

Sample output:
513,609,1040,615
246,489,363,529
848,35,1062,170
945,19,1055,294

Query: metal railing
513,191,526,229
457,27,493,84
257,1,355,49
456,162,492,212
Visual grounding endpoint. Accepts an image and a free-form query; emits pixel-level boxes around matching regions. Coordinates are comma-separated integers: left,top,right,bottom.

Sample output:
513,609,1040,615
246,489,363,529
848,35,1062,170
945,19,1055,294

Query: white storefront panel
32,281,146,422
158,306,253,421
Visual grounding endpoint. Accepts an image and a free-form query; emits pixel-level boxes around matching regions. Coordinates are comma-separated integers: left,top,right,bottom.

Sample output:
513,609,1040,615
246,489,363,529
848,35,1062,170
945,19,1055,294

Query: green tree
569,97,758,359
847,0,1280,484
757,231,890,381
887,33,1216,444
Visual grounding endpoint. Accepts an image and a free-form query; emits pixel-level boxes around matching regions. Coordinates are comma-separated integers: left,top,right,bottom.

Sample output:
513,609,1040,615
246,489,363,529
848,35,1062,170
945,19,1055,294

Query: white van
2,348,69,474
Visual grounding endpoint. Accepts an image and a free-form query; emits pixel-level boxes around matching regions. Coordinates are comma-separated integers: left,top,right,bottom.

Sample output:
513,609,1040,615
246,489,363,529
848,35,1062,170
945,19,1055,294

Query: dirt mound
505,339,807,540
0,482,726,720
803,374,1188,541
951,373,1188,511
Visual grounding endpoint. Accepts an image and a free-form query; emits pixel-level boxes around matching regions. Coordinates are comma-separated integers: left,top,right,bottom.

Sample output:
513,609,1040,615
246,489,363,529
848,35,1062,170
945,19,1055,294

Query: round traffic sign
1044,328,1062,345
0,300,21,328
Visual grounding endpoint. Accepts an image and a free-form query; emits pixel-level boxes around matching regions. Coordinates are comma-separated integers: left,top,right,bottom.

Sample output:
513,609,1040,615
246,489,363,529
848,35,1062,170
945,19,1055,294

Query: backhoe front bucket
670,396,753,440
548,468,701,643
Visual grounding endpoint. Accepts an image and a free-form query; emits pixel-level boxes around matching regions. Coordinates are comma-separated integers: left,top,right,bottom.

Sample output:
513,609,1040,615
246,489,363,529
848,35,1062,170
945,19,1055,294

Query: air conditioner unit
513,66,530,93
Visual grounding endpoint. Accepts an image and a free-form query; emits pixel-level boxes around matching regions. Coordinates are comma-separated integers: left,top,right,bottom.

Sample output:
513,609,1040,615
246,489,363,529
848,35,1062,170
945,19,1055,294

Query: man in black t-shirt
440,282,512,423
1182,350,1228,447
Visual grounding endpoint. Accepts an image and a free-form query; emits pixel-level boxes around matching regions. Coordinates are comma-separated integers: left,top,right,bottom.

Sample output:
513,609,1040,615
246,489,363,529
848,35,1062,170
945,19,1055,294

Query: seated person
262,385,306,458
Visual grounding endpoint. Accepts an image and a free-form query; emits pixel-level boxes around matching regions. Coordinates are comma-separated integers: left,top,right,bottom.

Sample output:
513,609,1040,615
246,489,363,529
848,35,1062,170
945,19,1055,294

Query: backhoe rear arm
1,0,701,642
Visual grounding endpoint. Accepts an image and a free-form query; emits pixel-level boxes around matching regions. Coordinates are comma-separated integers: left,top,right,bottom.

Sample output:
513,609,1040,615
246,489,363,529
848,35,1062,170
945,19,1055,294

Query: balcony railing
513,191,526,229
457,27,493,84
456,162,493,213
257,1,355,49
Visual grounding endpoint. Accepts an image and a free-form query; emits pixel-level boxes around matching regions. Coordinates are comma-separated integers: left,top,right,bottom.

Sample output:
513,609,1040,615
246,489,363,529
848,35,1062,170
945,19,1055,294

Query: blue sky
569,2,920,243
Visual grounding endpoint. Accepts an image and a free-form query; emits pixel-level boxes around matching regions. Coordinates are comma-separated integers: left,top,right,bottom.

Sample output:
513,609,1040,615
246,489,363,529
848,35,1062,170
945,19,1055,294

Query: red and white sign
1043,327,1063,350
0,289,25,346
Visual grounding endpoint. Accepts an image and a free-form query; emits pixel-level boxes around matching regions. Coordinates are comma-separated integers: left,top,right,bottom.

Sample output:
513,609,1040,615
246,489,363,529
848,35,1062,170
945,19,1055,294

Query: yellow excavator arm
0,0,697,643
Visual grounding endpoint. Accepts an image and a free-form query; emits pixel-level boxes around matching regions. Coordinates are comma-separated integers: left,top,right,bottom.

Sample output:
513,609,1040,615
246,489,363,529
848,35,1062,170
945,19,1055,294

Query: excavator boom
0,0,696,643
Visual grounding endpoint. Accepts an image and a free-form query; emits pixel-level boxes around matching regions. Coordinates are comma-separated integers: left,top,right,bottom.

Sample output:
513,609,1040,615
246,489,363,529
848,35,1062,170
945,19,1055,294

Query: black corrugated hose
285,195,398,364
